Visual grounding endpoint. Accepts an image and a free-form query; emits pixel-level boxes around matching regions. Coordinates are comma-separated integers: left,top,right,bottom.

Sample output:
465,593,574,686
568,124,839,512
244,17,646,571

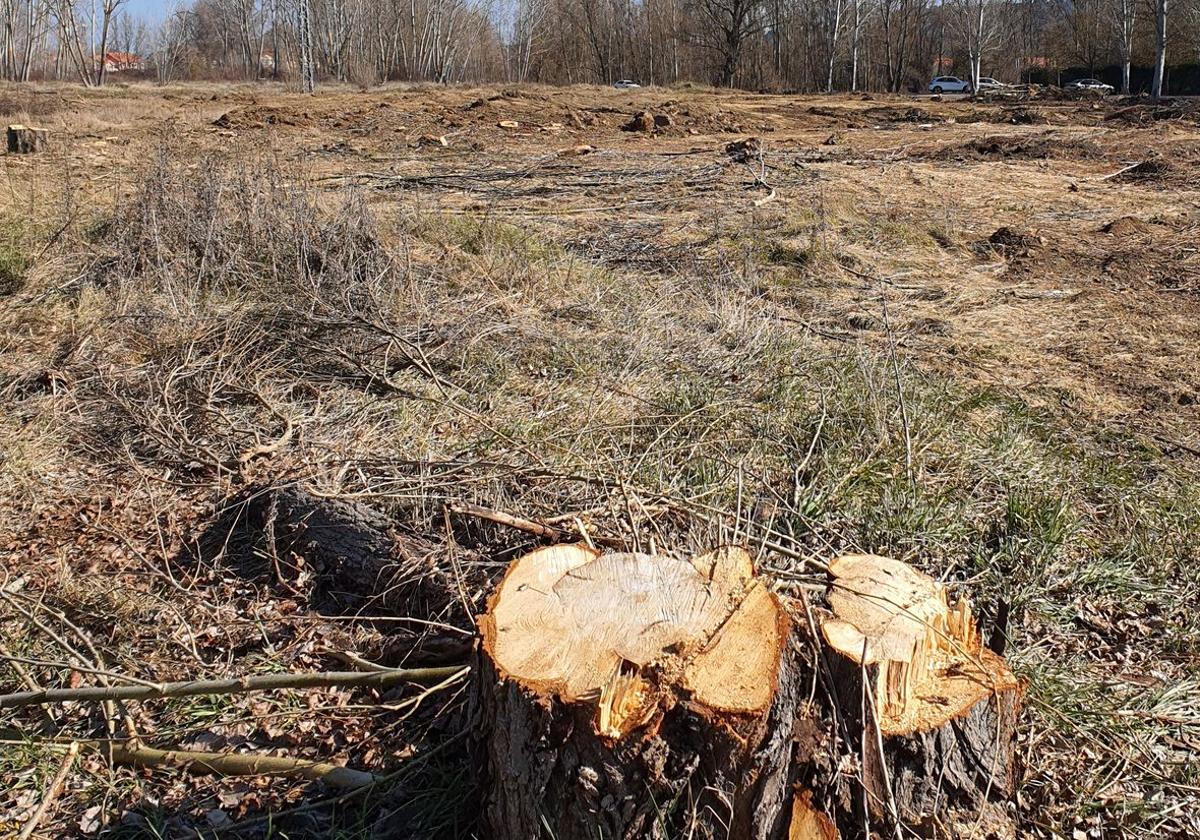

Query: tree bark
1150,0,1167,100
6,124,47,153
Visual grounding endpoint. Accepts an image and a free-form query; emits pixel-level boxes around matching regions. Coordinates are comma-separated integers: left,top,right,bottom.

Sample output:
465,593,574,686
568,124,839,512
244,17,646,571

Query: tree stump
475,544,815,839
6,125,48,154
474,547,1021,840
817,555,1022,834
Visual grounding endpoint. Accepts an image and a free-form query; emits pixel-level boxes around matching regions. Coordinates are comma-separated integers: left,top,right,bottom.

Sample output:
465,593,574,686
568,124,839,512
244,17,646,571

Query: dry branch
0,666,467,710
105,742,378,788
447,500,625,548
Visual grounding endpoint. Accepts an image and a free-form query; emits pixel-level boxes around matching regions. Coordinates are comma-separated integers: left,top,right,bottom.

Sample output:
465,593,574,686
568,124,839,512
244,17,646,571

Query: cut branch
105,742,378,788
448,501,625,548
17,741,78,840
0,666,468,710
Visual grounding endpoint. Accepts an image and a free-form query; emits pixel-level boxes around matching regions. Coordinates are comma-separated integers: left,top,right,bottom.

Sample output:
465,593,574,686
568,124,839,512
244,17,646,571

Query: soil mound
986,226,1044,255
1100,216,1155,236
934,135,1100,161
213,106,310,130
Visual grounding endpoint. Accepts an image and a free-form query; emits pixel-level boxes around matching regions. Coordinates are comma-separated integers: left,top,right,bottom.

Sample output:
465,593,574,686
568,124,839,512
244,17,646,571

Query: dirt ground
2,82,1199,839
6,82,1198,447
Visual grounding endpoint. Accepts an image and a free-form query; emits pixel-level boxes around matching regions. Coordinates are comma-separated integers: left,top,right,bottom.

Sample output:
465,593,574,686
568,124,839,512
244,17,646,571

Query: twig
0,652,163,689
752,189,777,207
17,741,79,840
447,500,625,548
223,730,468,831
0,666,467,710
447,500,563,540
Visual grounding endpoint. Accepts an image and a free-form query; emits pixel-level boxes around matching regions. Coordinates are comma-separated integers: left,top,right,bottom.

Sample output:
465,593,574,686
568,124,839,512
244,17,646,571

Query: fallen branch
752,188,777,207
448,501,625,548
1098,161,1145,181
105,742,377,788
447,501,563,540
17,741,78,840
0,666,467,710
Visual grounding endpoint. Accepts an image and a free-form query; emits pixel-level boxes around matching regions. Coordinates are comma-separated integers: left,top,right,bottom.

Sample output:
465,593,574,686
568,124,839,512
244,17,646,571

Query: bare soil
8,82,1188,441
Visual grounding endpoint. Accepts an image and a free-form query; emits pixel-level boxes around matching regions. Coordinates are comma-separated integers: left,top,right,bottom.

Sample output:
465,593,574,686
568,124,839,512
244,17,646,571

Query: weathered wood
230,484,470,620
6,125,48,154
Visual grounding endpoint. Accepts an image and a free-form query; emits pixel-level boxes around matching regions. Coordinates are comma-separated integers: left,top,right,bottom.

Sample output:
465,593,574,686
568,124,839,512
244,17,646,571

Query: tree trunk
6,124,48,153
1150,0,1167,100
473,549,1021,839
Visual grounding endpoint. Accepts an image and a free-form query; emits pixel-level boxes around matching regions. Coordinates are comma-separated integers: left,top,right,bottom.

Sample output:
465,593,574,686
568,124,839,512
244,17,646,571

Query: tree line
1,0,1196,96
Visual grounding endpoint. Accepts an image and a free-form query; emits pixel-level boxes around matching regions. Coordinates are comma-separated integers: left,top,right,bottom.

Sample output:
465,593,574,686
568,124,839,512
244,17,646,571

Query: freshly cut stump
476,547,1021,839
476,545,813,840
819,554,1022,830
6,124,48,154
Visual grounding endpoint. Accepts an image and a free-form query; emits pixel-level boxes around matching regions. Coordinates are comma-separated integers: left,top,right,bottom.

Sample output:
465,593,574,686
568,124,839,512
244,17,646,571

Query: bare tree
822,0,848,91
692,0,766,86
508,0,546,81
1111,0,1136,92
150,4,191,83
94,0,129,85
296,0,314,90
948,0,999,90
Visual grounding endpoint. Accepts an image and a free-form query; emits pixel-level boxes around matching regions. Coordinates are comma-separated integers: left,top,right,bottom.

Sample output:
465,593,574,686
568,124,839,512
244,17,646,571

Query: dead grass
1,87,1199,839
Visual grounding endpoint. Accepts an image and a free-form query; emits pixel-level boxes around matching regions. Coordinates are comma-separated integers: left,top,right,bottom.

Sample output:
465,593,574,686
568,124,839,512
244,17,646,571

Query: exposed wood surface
819,554,1022,828
476,544,809,839
476,547,1022,838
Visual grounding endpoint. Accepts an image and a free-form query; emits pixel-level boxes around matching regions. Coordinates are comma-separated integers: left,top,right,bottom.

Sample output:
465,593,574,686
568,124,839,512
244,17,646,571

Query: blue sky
124,0,172,24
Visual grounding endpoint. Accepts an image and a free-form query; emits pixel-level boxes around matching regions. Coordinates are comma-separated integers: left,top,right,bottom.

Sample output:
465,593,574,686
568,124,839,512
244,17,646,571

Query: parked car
976,77,1008,91
613,79,641,89
929,76,971,94
1066,78,1114,94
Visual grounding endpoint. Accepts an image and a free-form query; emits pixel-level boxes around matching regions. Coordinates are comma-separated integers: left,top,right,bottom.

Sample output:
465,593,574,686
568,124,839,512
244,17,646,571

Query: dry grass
1,84,1199,839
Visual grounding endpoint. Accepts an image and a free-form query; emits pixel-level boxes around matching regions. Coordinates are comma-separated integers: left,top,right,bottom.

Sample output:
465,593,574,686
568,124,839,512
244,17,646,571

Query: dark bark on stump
6,125,48,153
474,625,821,840
817,650,1022,836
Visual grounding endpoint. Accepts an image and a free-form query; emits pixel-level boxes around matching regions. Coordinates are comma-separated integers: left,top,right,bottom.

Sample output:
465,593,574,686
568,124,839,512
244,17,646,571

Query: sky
124,0,172,24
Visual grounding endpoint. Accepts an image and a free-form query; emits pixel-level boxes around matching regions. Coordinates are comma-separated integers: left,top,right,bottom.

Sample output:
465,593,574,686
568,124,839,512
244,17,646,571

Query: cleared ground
1,82,1198,838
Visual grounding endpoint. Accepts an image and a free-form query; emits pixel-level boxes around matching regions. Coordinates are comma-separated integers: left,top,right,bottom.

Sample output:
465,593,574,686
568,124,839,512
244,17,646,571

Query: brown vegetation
1,82,1199,839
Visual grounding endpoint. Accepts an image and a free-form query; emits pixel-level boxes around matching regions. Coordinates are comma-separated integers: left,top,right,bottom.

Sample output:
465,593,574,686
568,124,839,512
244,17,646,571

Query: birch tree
1150,0,1167,98
1112,0,1135,92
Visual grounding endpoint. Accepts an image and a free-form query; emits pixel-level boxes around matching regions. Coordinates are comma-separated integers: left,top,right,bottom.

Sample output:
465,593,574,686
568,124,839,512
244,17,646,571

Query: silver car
929,76,971,94
1066,78,1114,94
613,79,641,90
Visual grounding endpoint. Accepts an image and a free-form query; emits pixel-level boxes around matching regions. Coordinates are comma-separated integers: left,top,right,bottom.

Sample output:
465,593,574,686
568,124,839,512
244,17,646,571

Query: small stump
6,124,49,154
819,554,1022,830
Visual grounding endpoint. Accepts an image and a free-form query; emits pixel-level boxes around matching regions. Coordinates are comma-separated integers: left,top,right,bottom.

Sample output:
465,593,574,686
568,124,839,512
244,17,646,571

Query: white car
977,77,1008,91
613,79,641,90
1066,78,1114,94
929,76,971,94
